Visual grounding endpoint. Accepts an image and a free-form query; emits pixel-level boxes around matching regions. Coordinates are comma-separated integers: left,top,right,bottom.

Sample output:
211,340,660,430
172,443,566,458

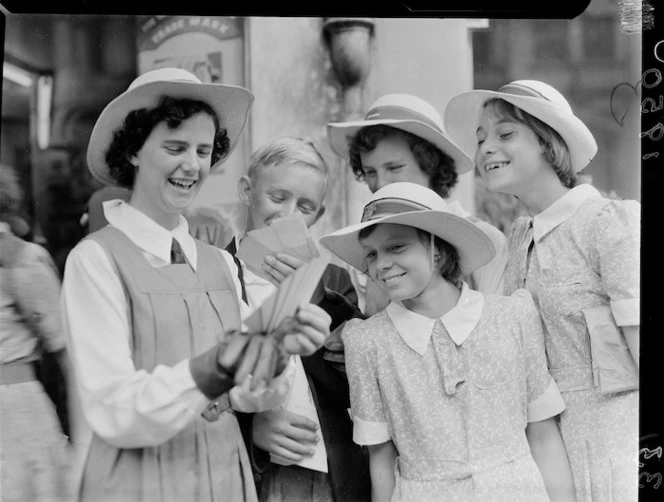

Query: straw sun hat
86,67,254,187
327,93,475,174
319,182,495,276
443,80,597,173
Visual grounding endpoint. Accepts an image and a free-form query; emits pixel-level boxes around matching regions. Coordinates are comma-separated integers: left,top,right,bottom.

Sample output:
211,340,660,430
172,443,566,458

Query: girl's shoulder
341,309,392,344
576,193,640,227
482,289,538,323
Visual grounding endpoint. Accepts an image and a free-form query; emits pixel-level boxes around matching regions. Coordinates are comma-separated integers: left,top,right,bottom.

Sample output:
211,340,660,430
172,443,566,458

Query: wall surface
246,17,479,244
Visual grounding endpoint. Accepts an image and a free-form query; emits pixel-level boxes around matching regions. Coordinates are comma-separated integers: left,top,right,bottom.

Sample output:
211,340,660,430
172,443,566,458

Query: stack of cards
236,212,320,282
244,253,331,334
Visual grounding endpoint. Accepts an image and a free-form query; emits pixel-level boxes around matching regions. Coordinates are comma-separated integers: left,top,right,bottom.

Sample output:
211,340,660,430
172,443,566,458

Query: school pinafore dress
78,226,257,502
504,185,639,502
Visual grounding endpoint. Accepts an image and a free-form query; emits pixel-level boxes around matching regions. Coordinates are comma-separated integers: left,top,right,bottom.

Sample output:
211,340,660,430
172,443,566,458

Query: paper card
234,234,277,281
244,253,331,334
270,356,328,473
236,213,320,282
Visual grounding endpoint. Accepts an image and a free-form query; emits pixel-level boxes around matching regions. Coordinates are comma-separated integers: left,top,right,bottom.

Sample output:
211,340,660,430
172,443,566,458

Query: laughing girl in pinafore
61,68,332,502
445,80,640,502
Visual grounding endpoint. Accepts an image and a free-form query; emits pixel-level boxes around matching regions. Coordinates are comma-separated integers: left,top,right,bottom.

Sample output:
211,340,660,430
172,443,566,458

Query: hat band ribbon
362,197,431,222
498,83,552,102
364,105,443,132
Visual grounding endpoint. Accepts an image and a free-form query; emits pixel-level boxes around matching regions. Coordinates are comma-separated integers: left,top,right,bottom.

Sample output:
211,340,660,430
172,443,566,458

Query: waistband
397,442,530,481
0,362,37,385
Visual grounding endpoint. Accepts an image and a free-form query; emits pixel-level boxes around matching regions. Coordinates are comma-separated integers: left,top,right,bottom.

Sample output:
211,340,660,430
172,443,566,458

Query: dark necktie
522,220,534,287
170,238,187,264
225,238,248,304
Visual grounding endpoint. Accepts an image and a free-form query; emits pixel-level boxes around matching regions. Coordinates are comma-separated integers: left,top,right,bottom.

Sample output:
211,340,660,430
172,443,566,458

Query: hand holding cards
236,212,320,283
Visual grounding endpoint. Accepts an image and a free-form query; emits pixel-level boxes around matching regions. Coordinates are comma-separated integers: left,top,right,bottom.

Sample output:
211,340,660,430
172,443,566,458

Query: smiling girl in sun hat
327,93,510,308
444,80,640,502
61,67,332,502
319,181,575,502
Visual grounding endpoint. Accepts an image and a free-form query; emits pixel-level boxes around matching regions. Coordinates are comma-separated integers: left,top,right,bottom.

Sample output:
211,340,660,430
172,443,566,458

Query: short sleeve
13,244,66,353
511,289,565,422
469,220,509,295
341,318,390,445
591,200,640,326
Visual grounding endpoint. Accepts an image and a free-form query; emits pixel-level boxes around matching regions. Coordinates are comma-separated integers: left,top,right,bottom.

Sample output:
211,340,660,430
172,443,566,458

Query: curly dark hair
347,124,459,198
105,96,231,188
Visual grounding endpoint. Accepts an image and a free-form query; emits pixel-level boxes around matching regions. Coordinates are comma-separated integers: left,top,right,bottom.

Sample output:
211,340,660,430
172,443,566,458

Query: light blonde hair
247,136,330,194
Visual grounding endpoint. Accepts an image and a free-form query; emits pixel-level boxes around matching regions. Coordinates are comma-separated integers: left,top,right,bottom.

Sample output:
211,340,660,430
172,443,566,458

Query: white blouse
62,200,294,449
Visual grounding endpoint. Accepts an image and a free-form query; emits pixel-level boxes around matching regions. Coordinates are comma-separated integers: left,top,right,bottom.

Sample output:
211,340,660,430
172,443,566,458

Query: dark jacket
227,240,370,501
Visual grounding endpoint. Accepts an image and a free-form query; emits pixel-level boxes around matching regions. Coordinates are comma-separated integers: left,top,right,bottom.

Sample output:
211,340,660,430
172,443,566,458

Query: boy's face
359,134,431,193
240,163,327,231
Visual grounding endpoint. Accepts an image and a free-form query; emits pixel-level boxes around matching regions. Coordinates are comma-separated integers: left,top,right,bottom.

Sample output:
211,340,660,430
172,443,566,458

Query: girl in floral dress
444,80,639,501
320,182,576,502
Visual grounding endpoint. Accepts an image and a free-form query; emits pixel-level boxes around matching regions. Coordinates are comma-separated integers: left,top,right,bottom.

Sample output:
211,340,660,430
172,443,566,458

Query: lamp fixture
3,61,34,87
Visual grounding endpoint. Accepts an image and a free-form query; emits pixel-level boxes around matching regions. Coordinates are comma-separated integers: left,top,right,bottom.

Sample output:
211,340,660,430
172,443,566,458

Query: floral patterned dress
503,184,640,502
342,284,565,502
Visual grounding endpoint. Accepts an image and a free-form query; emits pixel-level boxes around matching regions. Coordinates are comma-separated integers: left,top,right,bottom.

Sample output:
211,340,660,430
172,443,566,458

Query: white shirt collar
0,222,11,234
103,199,198,270
533,184,600,242
385,282,484,355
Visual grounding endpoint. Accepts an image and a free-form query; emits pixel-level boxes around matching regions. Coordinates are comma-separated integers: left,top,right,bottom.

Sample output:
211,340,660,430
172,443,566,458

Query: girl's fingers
234,335,263,385
249,337,277,390
282,333,319,356
295,304,332,334
217,332,251,373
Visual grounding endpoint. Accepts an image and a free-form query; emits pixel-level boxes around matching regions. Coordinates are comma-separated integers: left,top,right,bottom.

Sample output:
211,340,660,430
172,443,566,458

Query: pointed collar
385,282,484,355
103,199,198,270
532,184,600,242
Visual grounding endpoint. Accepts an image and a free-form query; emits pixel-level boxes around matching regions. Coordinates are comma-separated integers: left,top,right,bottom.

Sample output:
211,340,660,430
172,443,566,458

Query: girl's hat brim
86,68,254,187
327,93,475,175
319,182,495,275
443,81,597,173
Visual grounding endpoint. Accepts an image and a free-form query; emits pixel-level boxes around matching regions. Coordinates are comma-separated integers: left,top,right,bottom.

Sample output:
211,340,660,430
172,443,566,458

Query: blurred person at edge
60,68,331,502
0,162,75,502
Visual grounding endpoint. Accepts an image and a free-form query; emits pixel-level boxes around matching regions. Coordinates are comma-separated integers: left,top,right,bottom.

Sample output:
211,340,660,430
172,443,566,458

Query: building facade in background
1,6,640,271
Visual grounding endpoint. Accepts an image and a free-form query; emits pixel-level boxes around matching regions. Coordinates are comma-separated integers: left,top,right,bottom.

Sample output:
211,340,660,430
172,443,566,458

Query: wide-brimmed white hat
87,67,254,187
443,80,597,173
327,93,475,174
319,182,495,275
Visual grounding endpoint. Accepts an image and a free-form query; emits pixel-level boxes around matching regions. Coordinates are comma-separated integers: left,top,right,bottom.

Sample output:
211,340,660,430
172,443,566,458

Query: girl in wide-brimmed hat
327,93,509,319
61,67,332,502
445,80,640,502
320,181,575,502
